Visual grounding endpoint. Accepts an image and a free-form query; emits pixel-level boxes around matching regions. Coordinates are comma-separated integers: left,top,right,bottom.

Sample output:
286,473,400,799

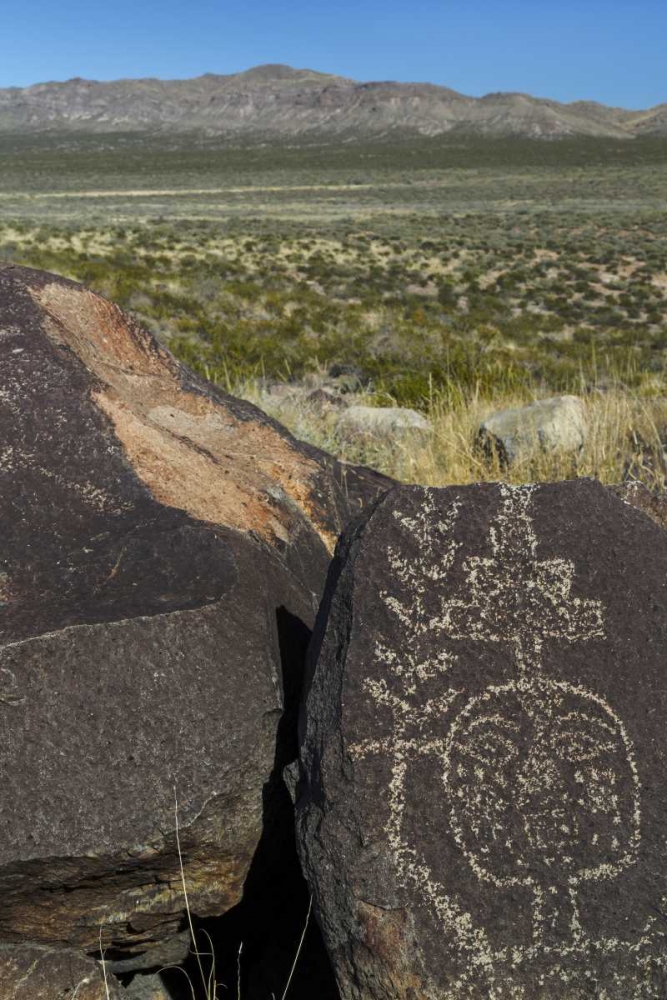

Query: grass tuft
244,380,667,491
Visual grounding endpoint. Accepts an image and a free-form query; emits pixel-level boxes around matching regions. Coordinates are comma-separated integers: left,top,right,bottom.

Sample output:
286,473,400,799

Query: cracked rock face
297,480,667,999
0,264,390,974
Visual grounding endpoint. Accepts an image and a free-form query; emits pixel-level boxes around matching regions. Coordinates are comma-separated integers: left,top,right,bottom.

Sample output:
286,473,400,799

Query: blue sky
2,0,665,109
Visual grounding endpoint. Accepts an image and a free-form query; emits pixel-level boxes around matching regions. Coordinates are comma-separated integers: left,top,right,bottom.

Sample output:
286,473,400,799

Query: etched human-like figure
350,485,653,994
434,486,641,944
445,679,641,942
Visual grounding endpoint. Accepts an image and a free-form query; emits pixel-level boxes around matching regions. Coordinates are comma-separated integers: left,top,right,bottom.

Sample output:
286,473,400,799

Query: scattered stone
257,380,353,418
0,943,121,999
298,480,667,998
0,265,390,969
259,380,301,404
478,394,587,465
256,366,374,419
307,387,348,412
336,405,431,444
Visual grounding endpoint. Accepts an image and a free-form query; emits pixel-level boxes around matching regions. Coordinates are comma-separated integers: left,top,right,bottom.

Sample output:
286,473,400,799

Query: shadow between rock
143,606,339,1000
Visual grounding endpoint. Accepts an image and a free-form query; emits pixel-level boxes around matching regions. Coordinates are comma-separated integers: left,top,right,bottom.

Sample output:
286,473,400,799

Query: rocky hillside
0,63,664,140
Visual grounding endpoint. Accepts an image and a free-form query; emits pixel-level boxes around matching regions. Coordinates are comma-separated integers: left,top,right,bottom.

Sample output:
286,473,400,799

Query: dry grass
243,383,667,492
123,789,311,1000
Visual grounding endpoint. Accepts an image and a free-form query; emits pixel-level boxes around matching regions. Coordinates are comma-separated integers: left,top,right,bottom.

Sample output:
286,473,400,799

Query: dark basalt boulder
297,480,667,999
0,263,390,979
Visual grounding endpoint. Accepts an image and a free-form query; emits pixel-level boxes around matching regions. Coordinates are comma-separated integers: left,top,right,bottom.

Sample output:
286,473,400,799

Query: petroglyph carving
349,485,661,993
446,682,639,885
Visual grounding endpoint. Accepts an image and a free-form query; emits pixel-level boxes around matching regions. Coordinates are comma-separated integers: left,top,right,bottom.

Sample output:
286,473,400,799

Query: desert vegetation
1,134,666,488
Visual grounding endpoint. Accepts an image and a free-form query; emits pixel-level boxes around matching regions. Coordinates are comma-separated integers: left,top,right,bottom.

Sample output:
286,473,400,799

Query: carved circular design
441,679,641,889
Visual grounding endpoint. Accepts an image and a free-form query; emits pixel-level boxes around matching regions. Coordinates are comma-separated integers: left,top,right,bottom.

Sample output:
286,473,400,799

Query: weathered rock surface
478,394,587,465
0,264,389,971
336,405,431,444
0,943,120,999
123,972,171,1000
298,479,667,999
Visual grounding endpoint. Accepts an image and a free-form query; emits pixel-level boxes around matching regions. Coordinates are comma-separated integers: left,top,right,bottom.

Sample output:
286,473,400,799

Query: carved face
444,681,640,887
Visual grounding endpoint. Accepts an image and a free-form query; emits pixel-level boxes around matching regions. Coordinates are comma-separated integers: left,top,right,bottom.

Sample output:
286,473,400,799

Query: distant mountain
0,64,663,140
629,103,667,136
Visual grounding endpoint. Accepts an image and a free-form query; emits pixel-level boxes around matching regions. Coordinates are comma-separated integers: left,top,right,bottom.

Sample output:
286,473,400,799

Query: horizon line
1,63,661,114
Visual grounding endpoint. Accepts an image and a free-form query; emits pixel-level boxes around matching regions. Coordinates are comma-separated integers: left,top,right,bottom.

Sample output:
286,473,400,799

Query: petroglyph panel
298,480,667,999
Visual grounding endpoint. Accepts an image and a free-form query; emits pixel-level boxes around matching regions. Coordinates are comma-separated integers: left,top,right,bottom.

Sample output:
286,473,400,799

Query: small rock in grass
307,387,348,412
336,405,431,443
478,394,587,465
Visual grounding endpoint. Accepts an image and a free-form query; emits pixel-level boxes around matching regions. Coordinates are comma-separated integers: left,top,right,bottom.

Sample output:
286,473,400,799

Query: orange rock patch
34,281,337,549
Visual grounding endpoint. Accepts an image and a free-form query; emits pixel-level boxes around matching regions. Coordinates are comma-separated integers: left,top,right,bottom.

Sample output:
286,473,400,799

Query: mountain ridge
0,64,664,140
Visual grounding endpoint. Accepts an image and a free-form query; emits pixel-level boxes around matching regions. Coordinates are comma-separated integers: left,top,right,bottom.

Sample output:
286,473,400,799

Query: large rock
478,395,587,465
336,405,431,444
297,479,667,999
0,264,389,971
